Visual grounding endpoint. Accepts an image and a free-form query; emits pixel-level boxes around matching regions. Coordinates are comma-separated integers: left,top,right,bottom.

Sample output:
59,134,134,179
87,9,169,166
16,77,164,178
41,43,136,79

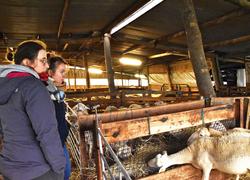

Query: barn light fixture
67,65,85,70
149,52,172,59
135,74,147,79
119,57,142,66
149,52,187,59
110,0,164,34
88,67,103,74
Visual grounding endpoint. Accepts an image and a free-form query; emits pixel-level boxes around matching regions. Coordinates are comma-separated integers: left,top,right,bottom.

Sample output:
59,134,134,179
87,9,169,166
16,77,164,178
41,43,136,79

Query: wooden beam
226,0,250,9
204,34,250,48
122,44,142,54
57,0,70,39
138,165,232,180
102,104,234,143
181,0,215,98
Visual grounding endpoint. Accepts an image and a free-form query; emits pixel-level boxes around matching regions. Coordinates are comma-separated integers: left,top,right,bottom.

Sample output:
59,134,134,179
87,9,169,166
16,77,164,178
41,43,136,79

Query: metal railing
93,105,132,180
65,102,81,170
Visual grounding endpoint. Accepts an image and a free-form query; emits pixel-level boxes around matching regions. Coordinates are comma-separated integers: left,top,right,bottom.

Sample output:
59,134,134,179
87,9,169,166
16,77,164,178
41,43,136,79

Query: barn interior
1,0,250,179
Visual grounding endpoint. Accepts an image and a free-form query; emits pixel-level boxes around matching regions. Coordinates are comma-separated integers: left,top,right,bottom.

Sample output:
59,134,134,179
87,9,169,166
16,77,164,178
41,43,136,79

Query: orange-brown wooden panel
102,104,234,143
138,165,232,180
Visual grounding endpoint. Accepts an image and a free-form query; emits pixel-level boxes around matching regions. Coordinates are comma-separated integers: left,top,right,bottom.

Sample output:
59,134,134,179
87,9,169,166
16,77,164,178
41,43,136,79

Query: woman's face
29,49,49,73
50,63,66,85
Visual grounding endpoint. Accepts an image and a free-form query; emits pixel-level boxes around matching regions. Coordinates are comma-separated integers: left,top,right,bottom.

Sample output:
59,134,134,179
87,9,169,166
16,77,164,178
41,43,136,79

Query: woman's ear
21,58,31,66
48,69,53,76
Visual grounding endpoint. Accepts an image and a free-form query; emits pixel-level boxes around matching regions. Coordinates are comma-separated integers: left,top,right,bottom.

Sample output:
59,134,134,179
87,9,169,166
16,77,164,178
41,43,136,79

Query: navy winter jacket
0,65,66,180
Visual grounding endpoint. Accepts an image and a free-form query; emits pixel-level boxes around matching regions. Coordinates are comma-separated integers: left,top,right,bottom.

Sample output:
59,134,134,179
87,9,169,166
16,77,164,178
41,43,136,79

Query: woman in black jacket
47,56,71,180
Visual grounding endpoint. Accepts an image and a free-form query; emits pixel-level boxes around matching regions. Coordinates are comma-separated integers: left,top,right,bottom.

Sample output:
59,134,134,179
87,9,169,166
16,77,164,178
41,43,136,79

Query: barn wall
146,64,170,91
169,59,212,91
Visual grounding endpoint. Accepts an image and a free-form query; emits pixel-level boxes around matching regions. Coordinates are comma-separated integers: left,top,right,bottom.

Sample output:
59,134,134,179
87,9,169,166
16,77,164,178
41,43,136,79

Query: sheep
148,127,250,180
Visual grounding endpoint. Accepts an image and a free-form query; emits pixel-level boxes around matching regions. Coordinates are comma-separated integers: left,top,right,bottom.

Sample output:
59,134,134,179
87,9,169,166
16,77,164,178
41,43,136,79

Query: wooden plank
240,98,244,128
150,105,234,135
138,165,233,180
246,98,250,129
102,104,234,143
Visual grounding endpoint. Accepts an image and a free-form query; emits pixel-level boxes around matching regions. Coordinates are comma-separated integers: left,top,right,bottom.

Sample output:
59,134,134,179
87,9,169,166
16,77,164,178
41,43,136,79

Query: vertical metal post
104,33,116,93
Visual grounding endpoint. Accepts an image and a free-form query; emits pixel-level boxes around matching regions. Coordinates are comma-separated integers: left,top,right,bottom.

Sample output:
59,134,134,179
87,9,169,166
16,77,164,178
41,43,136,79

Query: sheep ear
159,166,166,173
156,154,162,159
162,151,168,155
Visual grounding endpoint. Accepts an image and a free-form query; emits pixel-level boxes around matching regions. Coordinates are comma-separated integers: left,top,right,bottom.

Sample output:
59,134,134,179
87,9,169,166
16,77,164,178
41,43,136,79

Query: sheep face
187,127,210,145
148,151,169,169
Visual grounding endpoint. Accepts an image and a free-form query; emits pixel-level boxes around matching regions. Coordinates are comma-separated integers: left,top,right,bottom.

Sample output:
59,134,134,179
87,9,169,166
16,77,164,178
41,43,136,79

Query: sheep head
187,127,210,145
148,151,169,172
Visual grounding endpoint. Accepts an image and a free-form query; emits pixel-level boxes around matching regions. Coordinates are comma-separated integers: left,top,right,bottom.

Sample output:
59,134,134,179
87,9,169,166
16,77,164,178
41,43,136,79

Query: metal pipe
78,100,205,130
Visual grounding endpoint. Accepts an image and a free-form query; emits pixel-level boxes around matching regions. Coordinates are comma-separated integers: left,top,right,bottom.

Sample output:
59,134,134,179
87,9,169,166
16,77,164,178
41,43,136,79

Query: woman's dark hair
48,56,67,72
14,40,47,65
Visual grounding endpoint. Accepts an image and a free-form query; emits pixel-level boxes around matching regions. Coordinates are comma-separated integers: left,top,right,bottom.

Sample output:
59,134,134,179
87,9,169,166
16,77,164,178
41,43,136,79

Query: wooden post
93,120,103,180
181,0,216,98
83,55,90,89
211,56,223,91
240,98,244,128
138,71,142,87
79,130,89,180
235,99,241,127
67,72,71,91
167,64,172,91
146,66,151,90
245,62,250,89
104,33,116,93
74,62,77,91
246,98,250,129
121,71,124,87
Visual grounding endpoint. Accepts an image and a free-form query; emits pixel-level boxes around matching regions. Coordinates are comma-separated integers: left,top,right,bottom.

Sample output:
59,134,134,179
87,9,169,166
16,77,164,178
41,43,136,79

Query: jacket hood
0,64,39,78
0,64,40,105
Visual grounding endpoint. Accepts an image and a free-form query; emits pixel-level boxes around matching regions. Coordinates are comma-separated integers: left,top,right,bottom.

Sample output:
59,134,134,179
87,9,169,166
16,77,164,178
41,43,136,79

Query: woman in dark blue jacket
0,41,65,180
47,56,71,180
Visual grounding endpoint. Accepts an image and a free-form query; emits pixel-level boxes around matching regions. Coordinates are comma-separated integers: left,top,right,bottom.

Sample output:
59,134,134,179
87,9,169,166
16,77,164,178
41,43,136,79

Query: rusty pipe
78,99,207,130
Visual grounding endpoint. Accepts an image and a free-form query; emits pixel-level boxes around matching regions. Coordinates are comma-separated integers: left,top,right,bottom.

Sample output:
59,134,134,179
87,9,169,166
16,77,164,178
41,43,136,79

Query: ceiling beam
123,8,250,54
57,0,70,39
204,34,250,48
225,0,250,9
102,0,150,34
114,36,188,53
158,8,249,42
122,44,142,54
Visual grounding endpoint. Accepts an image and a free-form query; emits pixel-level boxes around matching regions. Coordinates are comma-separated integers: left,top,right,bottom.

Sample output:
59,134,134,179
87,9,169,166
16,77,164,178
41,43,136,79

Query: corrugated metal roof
0,0,249,72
